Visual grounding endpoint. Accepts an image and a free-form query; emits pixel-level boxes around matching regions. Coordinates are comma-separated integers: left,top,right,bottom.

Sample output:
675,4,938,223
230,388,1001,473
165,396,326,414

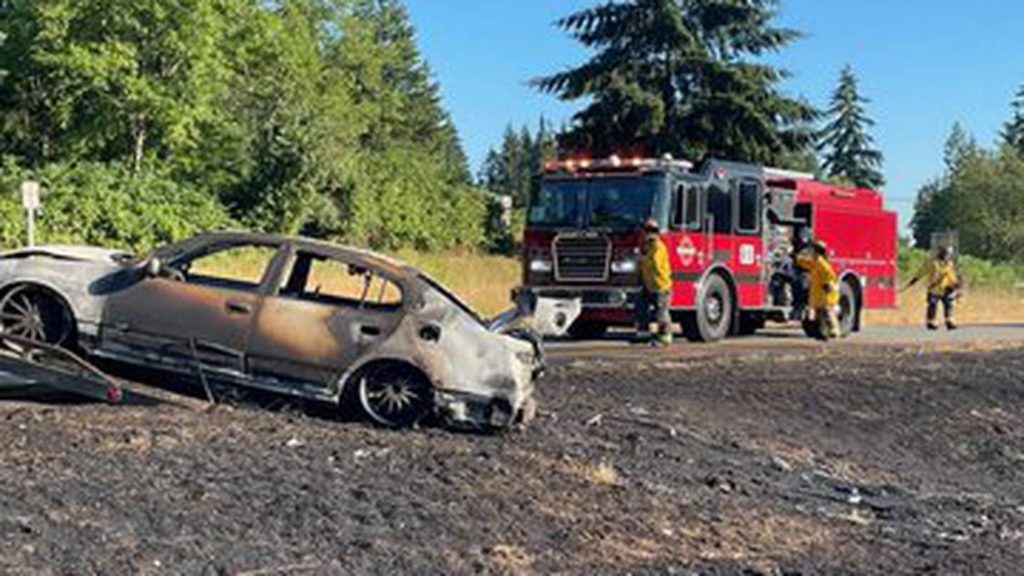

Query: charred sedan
0,233,572,429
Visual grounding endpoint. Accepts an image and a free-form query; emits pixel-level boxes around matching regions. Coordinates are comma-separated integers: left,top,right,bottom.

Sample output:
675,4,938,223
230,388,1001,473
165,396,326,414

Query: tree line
482,1,885,231
911,89,1024,264
9,0,1015,265
0,0,483,252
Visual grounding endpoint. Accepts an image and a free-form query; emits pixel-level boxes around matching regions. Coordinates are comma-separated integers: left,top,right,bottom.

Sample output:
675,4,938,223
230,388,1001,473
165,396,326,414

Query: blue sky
406,1,1024,231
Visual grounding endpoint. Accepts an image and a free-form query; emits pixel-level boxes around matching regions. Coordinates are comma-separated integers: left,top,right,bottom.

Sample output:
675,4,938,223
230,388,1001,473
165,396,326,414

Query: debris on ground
1,345,1023,574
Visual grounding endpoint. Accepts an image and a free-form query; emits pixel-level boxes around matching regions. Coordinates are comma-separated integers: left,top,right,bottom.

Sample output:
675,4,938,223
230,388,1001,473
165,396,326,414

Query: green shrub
0,159,232,254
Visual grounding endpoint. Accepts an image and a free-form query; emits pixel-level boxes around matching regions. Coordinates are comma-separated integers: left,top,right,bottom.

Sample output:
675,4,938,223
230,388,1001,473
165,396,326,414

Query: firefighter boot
651,331,673,347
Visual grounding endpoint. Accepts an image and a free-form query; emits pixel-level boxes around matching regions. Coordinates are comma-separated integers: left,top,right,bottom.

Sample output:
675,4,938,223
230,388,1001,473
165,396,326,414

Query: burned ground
1,345,1023,575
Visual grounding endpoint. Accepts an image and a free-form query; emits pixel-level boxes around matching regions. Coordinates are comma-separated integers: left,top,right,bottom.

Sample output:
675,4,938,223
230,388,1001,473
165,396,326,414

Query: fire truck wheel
567,320,609,340
838,280,859,337
683,274,733,343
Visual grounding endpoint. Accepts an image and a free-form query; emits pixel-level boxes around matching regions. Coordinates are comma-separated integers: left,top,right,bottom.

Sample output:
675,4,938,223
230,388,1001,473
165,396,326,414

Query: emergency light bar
763,167,815,181
544,155,694,173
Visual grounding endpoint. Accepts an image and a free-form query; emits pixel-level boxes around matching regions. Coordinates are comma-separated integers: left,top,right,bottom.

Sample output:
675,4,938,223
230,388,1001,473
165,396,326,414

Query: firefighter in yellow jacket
796,240,841,340
906,246,960,330
637,219,673,346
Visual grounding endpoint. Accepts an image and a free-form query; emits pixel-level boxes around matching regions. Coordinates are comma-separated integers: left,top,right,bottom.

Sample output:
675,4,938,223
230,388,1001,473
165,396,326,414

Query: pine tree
818,66,885,188
911,124,976,248
479,120,558,208
943,122,976,173
1004,85,1024,156
533,0,817,163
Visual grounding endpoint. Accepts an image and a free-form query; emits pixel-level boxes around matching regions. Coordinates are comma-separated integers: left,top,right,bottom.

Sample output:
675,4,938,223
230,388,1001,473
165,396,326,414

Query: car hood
0,245,132,264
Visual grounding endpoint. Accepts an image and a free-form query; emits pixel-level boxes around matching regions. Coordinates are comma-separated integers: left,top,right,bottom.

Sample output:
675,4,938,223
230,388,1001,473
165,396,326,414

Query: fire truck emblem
677,236,697,266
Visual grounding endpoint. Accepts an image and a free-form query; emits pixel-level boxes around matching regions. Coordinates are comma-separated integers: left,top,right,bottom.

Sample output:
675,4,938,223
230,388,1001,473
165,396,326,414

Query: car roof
175,231,420,280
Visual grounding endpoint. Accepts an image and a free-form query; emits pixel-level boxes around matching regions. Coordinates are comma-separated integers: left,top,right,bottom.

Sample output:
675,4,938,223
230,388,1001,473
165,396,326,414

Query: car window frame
273,246,406,312
167,240,284,295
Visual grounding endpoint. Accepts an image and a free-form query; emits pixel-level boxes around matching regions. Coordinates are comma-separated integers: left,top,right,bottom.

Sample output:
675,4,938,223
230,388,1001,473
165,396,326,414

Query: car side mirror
145,257,163,278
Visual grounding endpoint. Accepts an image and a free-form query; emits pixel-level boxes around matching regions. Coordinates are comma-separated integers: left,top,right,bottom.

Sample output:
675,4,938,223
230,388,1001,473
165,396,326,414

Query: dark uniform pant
636,290,671,334
926,289,956,326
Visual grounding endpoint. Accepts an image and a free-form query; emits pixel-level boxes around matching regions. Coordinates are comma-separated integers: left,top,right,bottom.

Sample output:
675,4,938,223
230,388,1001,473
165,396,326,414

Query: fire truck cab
519,156,898,341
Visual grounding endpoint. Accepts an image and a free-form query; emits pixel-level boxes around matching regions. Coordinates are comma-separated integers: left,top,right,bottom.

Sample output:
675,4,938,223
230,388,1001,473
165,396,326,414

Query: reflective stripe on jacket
641,234,673,293
797,253,839,309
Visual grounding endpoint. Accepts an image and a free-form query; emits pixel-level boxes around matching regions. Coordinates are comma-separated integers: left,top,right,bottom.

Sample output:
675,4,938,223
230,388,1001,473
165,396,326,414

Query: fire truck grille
553,236,611,282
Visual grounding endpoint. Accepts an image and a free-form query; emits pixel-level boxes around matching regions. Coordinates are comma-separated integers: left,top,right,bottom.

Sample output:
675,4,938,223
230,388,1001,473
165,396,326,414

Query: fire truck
518,156,898,341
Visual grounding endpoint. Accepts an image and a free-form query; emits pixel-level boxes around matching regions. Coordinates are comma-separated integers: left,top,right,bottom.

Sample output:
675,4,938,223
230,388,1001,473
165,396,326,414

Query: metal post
26,208,35,248
20,181,40,248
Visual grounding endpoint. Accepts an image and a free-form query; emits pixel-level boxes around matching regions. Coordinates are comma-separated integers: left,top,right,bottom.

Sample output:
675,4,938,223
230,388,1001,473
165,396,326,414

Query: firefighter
906,246,960,330
637,218,673,346
796,239,841,340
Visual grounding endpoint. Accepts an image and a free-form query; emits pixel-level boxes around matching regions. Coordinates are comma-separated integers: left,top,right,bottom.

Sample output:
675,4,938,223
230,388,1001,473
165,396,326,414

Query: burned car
0,233,578,429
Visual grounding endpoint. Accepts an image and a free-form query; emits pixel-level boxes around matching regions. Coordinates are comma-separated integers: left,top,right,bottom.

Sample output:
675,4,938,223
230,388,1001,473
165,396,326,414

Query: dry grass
865,286,1024,326
391,249,520,316
203,249,1024,325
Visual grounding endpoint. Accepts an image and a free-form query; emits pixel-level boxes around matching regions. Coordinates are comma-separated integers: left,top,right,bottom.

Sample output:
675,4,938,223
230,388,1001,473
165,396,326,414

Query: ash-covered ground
2,345,1023,575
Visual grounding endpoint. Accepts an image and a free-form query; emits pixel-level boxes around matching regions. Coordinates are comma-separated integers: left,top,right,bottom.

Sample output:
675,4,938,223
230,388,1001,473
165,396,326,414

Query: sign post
20,181,40,248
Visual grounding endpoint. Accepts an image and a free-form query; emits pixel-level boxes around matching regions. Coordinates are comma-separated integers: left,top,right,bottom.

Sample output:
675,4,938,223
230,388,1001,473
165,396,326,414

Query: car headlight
529,258,553,273
611,258,638,274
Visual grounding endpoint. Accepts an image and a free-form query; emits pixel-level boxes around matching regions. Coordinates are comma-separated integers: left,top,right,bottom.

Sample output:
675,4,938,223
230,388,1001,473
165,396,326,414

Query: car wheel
567,320,609,340
358,363,433,428
683,274,733,342
0,285,74,350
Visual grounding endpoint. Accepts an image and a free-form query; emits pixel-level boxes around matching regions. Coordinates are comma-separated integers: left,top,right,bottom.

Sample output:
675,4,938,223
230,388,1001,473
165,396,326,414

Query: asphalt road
547,323,1024,363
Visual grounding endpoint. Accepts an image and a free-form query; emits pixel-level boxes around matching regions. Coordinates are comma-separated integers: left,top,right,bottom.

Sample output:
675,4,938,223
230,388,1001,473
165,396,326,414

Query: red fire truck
518,156,898,341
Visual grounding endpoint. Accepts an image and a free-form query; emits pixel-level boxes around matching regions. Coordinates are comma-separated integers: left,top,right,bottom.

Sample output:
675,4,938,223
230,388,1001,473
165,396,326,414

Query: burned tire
682,274,733,343
567,320,609,340
357,363,433,428
0,284,74,350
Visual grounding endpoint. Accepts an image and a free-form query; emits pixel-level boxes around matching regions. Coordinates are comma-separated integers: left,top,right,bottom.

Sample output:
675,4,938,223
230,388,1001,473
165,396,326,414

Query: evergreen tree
533,0,817,164
818,66,884,188
1003,84,1024,156
479,120,556,208
943,122,976,173
911,124,980,251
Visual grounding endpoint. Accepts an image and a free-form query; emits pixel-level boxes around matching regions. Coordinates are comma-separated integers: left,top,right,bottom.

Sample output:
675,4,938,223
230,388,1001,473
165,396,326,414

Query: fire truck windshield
529,177,666,230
